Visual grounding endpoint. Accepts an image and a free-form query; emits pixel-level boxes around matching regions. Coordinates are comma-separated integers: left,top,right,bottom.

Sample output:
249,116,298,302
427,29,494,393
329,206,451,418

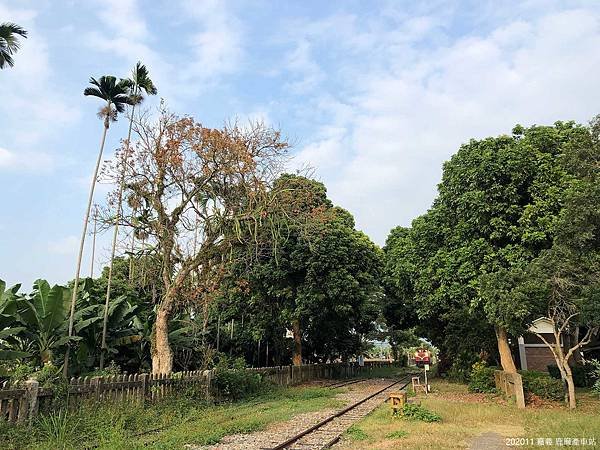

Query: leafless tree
107,108,290,374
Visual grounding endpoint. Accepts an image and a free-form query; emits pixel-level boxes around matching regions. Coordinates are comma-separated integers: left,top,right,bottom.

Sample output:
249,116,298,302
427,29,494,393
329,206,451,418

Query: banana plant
74,290,142,371
17,280,80,365
0,280,30,360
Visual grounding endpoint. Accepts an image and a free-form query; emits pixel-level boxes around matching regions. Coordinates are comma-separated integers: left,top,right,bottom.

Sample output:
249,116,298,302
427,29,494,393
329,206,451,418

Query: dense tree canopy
219,175,382,365
383,122,593,374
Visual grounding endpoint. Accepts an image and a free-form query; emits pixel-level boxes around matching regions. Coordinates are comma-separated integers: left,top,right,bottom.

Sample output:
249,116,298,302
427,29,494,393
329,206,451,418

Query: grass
0,366,412,449
0,385,342,450
337,380,600,449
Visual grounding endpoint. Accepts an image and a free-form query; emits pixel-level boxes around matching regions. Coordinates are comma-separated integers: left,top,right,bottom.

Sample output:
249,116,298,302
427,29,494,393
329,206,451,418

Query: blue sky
2,0,600,288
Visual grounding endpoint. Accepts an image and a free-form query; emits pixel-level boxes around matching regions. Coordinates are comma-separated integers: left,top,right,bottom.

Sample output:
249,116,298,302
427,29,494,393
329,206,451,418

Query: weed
37,409,80,449
401,403,442,422
386,429,408,439
347,425,369,440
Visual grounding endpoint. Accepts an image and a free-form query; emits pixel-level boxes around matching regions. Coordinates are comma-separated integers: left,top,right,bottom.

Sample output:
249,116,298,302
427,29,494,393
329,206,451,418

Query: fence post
24,380,39,423
205,370,212,401
140,373,148,402
92,376,101,402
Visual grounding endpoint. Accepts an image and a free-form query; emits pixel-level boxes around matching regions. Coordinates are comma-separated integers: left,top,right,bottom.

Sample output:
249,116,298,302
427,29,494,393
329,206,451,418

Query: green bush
7,362,62,389
547,364,594,387
590,360,600,397
213,357,263,401
401,403,441,422
547,364,561,380
521,370,564,401
468,361,497,393
85,361,122,378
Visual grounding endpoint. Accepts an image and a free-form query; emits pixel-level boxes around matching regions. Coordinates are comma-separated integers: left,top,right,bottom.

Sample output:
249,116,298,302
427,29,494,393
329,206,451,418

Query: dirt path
469,432,506,449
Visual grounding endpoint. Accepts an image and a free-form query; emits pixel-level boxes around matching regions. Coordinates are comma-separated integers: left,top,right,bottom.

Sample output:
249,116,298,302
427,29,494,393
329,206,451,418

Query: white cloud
180,0,243,84
284,6,600,243
0,2,80,154
0,147,55,173
294,126,347,172
97,0,148,40
86,0,243,107
284,39,324,93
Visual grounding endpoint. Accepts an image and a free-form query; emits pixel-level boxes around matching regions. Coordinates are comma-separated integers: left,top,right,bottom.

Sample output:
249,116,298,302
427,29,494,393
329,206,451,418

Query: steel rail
267,374,413,450
324,378,367,388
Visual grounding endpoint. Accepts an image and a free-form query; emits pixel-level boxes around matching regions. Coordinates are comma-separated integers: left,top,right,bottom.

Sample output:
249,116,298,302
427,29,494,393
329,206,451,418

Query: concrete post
24,380,39,422
513,373,526,409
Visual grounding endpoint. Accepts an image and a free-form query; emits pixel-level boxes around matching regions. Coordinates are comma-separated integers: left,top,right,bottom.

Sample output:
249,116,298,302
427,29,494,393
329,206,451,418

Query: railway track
88,375,412,449
265,375,413,450
322,378,367,389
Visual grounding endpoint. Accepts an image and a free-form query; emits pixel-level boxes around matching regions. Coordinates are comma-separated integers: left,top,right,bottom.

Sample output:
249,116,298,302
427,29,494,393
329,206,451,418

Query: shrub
7,362,36,385
447,351,479,382
85,361,122,378
521,370,564,401
32,362,62,388
401,403,441,422
547,364,561,380
468,361,496,393
7,362,62,392
547,363,594,387
212,357,263,400
590,360,600,397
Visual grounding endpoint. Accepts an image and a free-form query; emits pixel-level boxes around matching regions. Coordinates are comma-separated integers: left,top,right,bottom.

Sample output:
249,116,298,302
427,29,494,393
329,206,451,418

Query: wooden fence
494,370,525,409
0,361,395,424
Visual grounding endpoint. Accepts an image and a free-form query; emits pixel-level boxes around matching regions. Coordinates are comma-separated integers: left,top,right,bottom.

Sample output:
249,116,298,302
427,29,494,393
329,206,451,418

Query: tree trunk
292,319,302,366
495,326,517,373
563,360,577,409
100,141,131,369
151,307,173,374
90,206,98,277
64,121,109,377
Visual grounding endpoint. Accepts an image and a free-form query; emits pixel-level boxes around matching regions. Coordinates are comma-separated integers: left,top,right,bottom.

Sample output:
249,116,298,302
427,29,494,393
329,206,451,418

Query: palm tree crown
128,61,158,104
0,22,28,69
84,76,134,127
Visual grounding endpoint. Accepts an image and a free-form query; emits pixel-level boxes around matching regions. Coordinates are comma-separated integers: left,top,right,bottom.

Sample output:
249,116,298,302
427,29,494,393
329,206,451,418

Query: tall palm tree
100,62,157,369
63,76,133,377
0,22,27,69
127,63,158,282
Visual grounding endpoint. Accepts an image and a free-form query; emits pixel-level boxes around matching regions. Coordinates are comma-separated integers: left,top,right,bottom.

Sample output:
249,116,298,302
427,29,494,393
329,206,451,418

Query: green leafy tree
222,175,382,365
511,120,600,408
0,22,27,69
384,122,587,373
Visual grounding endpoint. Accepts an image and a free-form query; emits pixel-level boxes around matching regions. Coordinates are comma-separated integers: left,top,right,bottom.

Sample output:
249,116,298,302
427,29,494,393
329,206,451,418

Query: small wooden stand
389,391,407,415
412,376,427,395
